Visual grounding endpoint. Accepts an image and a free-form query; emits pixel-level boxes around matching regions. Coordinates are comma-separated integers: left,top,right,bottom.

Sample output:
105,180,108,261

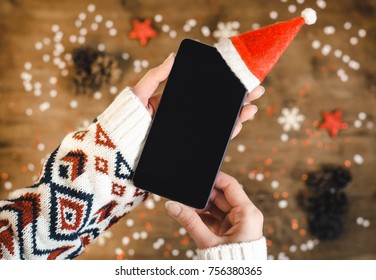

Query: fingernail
260,85,265,95
250,105,258,120
164,52,175,62
165,201,182,217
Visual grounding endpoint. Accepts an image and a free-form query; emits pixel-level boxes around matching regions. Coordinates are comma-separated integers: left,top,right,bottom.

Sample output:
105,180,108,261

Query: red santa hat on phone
215,8,317,92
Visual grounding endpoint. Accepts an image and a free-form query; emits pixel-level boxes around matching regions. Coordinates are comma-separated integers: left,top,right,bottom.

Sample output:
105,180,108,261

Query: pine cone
322,164,352,189
308,212,344,241
301,164,352,241
307,191,349,215
306,164,352,192
72,46,122,95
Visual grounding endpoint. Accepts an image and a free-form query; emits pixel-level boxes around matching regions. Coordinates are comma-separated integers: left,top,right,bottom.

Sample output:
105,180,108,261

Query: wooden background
0,0,375,260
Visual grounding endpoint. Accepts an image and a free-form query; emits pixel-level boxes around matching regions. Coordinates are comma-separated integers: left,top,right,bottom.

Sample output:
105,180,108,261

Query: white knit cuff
196,237,267,260
97,87,152,167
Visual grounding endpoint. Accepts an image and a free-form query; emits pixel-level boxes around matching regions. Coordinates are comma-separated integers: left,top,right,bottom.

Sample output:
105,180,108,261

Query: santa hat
215,8,317,92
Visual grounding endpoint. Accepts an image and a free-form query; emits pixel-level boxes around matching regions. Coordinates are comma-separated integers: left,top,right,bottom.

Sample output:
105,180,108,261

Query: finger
198,212,219,229
201,202,226,221
165,201,220,249
148,94,163,116
132,53,175,106
208,188,232,213
214,171,252,207
198,213,223,234
227,204,263,224
238,104,258,123
230,122,242,139
244,85,265,103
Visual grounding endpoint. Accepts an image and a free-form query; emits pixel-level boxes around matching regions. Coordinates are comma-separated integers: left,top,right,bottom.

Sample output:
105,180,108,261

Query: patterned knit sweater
0,87,267,260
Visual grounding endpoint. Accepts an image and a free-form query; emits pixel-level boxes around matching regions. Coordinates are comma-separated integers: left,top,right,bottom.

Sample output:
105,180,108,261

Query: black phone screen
133,39,247,209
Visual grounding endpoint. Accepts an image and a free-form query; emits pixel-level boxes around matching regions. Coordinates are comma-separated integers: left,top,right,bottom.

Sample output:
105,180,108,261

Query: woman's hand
165,171,264,249
131,53,265,139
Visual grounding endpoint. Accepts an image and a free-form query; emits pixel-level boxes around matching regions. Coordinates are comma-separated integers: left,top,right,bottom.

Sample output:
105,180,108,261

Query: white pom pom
301,8,317,25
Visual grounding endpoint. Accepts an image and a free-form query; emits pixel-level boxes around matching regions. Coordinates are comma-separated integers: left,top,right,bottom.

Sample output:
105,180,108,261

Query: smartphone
133,39,247,209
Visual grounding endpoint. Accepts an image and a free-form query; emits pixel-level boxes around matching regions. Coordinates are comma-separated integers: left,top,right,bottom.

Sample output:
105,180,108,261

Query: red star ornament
129,18,158,46
319,109,348,137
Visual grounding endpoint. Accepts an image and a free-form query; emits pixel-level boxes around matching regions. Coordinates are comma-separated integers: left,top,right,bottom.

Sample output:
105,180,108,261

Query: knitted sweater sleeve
0,87,267,260
0,87,152,259
196,237,268,260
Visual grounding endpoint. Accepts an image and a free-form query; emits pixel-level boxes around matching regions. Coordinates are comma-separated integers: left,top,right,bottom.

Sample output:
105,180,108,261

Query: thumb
165,201,219,249
132,53,175,106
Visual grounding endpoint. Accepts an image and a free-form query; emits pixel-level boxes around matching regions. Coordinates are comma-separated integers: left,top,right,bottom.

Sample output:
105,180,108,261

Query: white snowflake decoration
213,21,239,42
277,107,305,131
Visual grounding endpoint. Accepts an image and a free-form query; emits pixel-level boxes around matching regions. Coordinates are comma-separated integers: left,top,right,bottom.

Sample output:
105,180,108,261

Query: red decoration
319,110,348,137
231,17,305,82
129,19,158,46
